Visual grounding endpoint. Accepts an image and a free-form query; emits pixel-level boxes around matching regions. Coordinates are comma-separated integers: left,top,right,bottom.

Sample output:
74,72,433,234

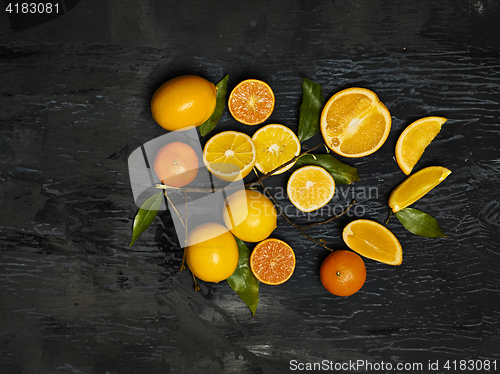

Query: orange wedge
388,166,451,213
396,117,447,175
252,124,301,175
250,238,296,285
320,87,391,158
202,131,256,182
287,165,335,212
228,79,275,125
342,219,403,265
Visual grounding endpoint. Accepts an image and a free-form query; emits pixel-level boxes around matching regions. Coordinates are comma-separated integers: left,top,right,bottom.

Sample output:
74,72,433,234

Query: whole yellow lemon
186,222,239,283
151,75,217,131
223,189,277,242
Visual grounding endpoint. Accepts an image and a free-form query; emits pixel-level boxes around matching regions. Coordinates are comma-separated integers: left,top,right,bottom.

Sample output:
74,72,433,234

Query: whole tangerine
154,141,199,187
320,250,366,297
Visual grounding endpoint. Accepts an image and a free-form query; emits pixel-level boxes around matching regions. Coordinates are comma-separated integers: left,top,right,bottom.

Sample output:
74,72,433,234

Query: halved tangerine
228,79,275,125
250,238,296,285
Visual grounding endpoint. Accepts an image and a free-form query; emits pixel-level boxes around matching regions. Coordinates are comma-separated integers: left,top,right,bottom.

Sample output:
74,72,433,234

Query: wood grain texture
1,0,499,373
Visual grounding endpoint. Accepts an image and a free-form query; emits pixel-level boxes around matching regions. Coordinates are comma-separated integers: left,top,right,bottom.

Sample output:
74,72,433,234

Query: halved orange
252,124,301,175
203,131,256,182
228,79,275,125
287,165,335,212
388,166,451,213
250,238,296,285
396,117,447,175
342,219,403,265
320,87,391,157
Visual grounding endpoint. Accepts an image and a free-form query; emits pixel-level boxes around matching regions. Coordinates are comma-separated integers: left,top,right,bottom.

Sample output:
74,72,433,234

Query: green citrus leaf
395,207,449,238
298,78,325,142
130,192,163,246
199,75,229,137
227,237,259,316
294,153,360,185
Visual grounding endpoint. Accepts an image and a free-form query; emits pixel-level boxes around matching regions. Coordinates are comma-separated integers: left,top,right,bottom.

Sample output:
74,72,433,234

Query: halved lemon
203,131,256,182
287,165,335,212
252,124,301,175
388,166,451,213
228,79,275,125
343,219,403,265
320,87,391,158
396,117,447,175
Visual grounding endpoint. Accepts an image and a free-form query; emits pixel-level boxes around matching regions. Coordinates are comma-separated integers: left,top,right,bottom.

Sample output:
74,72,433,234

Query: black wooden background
1,1,500,373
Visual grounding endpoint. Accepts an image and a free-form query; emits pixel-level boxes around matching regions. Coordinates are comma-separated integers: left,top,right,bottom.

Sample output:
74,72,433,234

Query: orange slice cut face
395,116,447,175
320,87,391,158
250,238,296,285
228,79,275,125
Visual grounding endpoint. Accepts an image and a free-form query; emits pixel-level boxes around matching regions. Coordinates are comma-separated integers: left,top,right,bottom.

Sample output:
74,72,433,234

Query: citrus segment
228,79,275,125
320,250,366,296
252,124,301,174
388,166,451,213
151,75,217,132
154,142,199,187
250,238,295,285
203,131,256,181
320,87,391,157
287,165,335,212
223,189,277,242
186,222,239,283
342,220,403,265
395,117,447,175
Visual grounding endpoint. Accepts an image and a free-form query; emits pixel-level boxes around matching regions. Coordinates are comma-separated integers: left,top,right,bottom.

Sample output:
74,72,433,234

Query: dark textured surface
1,1,500,373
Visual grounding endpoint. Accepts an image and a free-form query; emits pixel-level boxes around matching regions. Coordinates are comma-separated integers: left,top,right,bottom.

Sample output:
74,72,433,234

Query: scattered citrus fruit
388,166,452,213
151,75,217,132
320,87,391,157
203,131,256,181
228,79,275,125
154,141,199,187
320,250,366,296
185,222,239,283
395,116,447,175
223,189,277,242
251,124,301,174
250,238,295,285
342,219,403,265
287,165,335,212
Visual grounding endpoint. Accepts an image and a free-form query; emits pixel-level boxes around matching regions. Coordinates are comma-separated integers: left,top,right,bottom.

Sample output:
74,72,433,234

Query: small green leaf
227,237,259,316
294,153,360,185
199,75,229,137
298,78,325,142
395,207,449,238
130,192,163,246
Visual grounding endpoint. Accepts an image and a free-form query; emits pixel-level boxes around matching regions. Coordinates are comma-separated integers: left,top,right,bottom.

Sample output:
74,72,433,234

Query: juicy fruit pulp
320,250,366,296
151,75,217,132
250,238,296,285
223,189,277,243
185,222,239,283
342,219,403,265
203,131,256,181
395,117,447,175
154,141,199,187
388,166,452,213
287,165,335,212
228,79,275,125
252,124,301,174
320,87,391,158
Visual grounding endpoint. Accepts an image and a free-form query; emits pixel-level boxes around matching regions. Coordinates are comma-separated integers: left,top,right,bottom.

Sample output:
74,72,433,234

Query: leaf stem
299,199,355,229
257,178,339,252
